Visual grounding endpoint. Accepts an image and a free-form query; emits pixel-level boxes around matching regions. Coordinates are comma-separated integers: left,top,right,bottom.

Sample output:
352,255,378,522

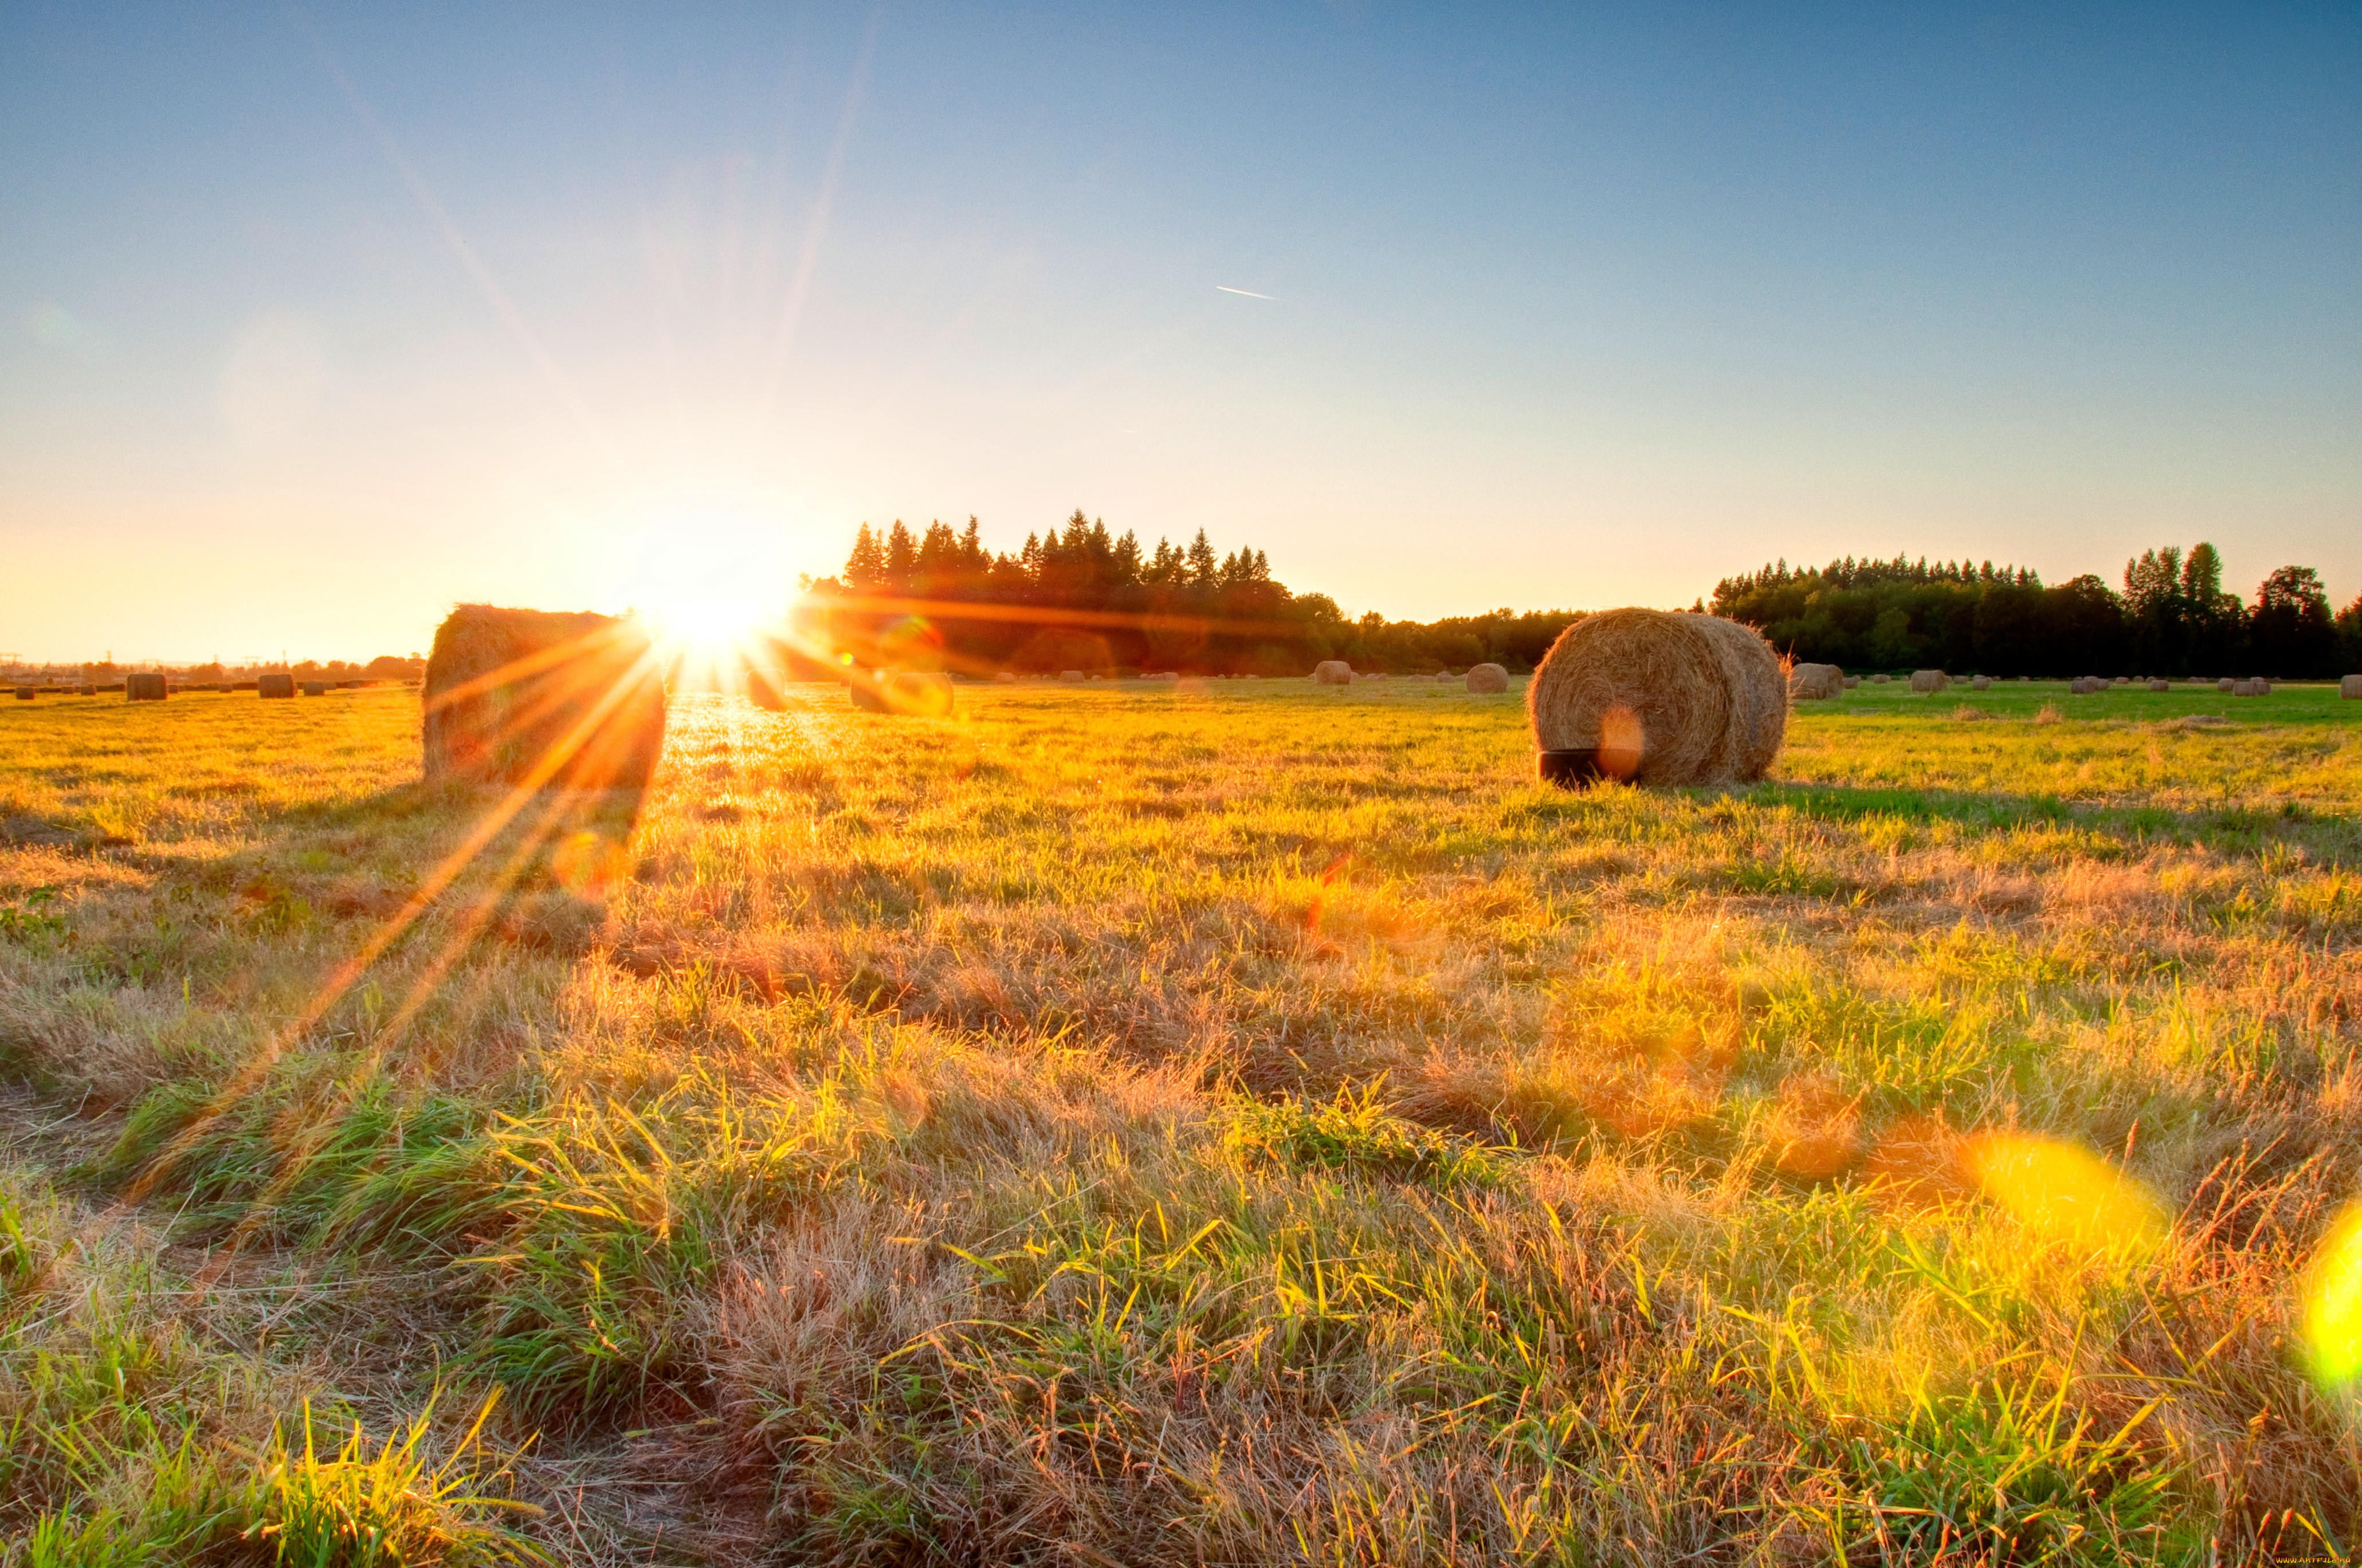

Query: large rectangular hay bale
422,604,665,788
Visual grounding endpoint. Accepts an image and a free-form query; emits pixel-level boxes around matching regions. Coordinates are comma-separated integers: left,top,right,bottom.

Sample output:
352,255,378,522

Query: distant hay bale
1144,671,1180,683
2231,678,2272,697
1788,662,1843,700
422,604,665,788
301,682,327,697
125,673,166,702
2342,674,2362,699
1527,609,1784,786
2069,677,2103,694
13,687,33,701
1843,675,1860,689
1909,669,1950,694
1871,673,1890,684
2111,677,2129,686
1465,662,1509,694
995,671,1017,683
1314,661,1353,685
1971,675,1992,691
2216,678,2235,693
258,673,295,699
2147,678,2169,693
1060,670,1086,683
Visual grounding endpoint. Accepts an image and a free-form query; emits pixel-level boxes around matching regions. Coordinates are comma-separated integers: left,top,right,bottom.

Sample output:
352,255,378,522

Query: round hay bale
1971,675,1992,691
1465,662,1509,694
1909,669,1950,694
1144,670,1180,683
2340,674,2362,699
125,673,166,702
1527,609,1780,785
422,604,665,788
744,667,788,711
13,686,34,701
301,682,327,697
849,672,891,711
258,673,295,699
1871,673,1890,684
1788,662,1843,700
1314,660,1353,686
2216,678,2235,693
1689,615,1788,780
882,670,954,716
1843,675,1860,689
1060,669,1086,683
2111,677,2129,687
995,671,1017,683
2147,678,2169,693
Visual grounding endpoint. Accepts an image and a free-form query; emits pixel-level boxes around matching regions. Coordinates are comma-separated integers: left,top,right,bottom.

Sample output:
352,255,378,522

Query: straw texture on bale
125,673,166,702
1527,609,1784,786
422,604,665,789
1465,663,1509,694
2342,674,2362,699
258,673,295,699
1314,661,1353,686
1788,662,1843,700
1690,615,1788,779
1910,669,1950,694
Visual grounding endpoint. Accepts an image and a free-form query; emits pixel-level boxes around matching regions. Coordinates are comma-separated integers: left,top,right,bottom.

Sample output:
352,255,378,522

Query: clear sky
2,3,2356,662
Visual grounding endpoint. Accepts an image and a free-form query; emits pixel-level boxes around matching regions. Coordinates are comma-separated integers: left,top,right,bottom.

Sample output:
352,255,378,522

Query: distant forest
794,513,1578,676
801,516,2362,679
1713,547,2362,678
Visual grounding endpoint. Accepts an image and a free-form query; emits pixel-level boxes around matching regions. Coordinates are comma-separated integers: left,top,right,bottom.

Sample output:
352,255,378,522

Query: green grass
2,677,2360,1563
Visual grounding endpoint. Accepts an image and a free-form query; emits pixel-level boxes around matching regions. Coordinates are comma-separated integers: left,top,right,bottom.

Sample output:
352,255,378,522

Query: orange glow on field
1965,1133,2166,1260
2304,1202,2362,1396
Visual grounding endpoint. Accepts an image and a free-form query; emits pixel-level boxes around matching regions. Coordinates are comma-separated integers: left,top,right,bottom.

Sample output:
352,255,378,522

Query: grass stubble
0,678,2359,1563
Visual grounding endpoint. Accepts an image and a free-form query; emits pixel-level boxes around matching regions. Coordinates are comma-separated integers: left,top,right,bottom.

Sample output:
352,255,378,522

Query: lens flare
2304,1202,2362,1394
1965,1133,2166,1259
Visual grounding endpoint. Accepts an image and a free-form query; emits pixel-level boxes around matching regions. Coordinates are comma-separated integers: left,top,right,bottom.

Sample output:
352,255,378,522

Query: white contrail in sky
1216,285,1276,299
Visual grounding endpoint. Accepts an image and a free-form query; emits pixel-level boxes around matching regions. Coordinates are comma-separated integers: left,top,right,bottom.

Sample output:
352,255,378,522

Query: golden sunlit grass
2,677,2360,1563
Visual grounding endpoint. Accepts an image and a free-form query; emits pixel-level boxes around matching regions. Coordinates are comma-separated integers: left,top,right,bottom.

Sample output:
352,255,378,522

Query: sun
631,510,795,675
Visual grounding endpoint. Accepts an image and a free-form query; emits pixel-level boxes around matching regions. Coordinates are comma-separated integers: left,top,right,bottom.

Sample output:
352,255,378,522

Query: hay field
2,678,2360,1564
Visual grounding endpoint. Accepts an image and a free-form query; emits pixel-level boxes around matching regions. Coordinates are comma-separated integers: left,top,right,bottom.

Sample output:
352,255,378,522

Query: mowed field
2,677,2360,1565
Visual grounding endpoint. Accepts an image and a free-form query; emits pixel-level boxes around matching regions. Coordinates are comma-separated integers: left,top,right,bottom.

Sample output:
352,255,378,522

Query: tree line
1711,547,2361,678
794,513,1580,675
792,514,2360,679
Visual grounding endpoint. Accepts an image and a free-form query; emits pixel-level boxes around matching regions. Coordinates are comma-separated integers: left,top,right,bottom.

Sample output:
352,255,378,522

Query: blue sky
2,2,2356,660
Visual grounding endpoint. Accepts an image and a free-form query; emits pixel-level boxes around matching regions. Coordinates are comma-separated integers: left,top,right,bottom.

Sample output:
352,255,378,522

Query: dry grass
2,679,2361,1563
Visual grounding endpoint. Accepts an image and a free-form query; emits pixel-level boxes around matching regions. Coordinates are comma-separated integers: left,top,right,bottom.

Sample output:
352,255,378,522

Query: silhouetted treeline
794,514,1579,675
1713,547,2361,678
